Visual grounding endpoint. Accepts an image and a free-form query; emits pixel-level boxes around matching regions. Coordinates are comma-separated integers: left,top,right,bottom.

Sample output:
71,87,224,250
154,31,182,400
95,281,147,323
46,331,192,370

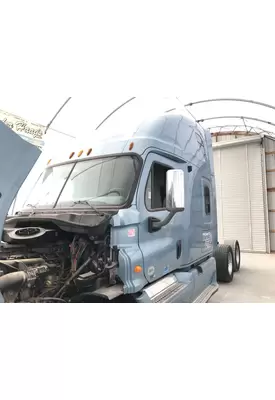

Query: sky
2,0,275,209
0,0,274,134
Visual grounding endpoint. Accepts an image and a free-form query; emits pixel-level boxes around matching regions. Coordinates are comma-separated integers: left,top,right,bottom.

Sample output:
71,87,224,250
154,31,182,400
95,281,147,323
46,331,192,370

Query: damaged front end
0,212,122,303
0,131,142,303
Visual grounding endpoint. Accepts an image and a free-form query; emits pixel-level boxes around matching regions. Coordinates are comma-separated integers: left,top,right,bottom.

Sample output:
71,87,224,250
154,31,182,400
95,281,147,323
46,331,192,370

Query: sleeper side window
204,184,211,215
145,163,171,210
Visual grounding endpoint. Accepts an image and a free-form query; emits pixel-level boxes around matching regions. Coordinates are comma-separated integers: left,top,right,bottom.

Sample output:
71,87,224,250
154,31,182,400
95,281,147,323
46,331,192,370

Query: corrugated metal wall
264,137,275,252
213,138,268,252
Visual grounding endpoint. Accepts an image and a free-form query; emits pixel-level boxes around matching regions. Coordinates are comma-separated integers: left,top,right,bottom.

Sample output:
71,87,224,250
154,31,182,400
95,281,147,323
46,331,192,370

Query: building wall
212,132,257,144
264,137,275,252
213,136,269,253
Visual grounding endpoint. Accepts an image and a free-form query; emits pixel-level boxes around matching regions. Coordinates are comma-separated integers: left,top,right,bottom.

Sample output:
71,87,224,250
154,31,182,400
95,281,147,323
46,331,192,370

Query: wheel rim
235,245,240,266
228,252,233,275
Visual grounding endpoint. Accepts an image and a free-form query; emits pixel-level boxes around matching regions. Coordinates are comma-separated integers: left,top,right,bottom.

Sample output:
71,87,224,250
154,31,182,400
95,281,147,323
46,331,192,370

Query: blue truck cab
0,111,240,303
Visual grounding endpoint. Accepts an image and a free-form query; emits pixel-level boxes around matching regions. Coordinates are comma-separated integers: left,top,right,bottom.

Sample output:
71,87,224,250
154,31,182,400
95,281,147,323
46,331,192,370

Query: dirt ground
209,252,275,303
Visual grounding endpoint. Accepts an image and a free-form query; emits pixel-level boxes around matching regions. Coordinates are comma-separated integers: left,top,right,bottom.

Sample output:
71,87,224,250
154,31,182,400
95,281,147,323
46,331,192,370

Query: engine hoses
54,256,93,298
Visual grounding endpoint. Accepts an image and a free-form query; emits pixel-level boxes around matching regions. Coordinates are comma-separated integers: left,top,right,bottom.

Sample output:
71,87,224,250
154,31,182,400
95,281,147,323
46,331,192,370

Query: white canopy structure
4,95,275,253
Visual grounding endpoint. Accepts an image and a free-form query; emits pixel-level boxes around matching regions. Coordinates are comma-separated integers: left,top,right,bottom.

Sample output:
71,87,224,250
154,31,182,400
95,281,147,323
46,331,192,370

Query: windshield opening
25,155,141,210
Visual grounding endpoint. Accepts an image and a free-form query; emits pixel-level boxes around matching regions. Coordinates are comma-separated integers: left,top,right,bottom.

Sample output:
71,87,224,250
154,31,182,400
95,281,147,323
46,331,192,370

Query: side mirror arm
148,211,177,233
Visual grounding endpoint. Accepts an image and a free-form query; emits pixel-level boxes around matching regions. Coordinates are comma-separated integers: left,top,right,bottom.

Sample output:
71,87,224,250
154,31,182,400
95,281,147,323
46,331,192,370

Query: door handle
176,240,182,259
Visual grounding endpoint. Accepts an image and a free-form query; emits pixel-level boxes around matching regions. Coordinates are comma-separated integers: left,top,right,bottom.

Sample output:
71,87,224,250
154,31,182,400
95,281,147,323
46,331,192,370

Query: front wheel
214,244,234,283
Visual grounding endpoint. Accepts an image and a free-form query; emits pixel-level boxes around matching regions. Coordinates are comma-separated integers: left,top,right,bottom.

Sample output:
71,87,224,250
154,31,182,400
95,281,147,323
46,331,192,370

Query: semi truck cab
0,111,240,303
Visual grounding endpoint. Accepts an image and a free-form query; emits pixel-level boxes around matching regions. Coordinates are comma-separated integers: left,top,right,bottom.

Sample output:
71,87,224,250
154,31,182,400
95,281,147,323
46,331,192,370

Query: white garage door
213,138,268,252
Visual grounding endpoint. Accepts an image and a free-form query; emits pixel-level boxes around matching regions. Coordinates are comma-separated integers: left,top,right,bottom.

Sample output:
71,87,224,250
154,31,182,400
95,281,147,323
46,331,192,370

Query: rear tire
224,239,241,272
214,244,234,283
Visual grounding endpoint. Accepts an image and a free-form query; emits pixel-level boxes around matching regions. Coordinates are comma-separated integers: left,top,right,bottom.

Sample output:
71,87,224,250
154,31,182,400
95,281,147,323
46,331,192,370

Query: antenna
95,97,136,130
44,97,72,135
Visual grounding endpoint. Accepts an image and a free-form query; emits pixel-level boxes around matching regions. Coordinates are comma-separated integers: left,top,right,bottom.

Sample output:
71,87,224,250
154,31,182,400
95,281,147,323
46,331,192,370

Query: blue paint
164,266,169,274
0,109,223,303
108,112,219,300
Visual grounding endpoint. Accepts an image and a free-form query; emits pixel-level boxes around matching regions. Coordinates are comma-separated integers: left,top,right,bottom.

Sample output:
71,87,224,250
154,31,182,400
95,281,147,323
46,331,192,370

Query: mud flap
0,122,41,237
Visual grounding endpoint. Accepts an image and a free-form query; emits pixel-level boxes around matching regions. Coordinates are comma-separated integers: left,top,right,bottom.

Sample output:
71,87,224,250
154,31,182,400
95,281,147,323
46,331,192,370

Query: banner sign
0,109,45,149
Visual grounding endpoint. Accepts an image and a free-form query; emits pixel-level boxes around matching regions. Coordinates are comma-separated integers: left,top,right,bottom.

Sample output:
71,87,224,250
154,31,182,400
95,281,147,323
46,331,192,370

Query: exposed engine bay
0,214,120,303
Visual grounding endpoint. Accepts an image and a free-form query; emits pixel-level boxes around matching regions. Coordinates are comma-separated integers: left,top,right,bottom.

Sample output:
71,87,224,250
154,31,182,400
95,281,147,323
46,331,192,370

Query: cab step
193,284,218,303
139,275,191,303
153,282,188,303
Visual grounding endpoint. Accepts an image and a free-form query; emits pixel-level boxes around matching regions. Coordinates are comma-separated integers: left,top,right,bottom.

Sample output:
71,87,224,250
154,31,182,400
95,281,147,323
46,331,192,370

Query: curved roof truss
208,124,272,135
196,116,275,128
185,97,275,112
182,97,275,138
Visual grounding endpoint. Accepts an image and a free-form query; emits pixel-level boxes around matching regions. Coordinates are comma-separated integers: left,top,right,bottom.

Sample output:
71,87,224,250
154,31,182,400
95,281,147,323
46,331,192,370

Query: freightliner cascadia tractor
0,110,240,303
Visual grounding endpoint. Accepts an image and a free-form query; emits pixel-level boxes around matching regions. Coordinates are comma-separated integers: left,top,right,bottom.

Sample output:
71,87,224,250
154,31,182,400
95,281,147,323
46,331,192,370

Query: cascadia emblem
148,266,155,277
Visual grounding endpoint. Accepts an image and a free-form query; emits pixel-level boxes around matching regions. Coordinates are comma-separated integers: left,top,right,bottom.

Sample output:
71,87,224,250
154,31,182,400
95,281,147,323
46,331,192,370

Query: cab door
193,177,215,298
0,122,41,237
137,152,187,283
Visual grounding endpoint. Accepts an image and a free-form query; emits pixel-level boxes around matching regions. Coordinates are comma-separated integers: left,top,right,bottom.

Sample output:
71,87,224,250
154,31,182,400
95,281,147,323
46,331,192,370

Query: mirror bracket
148,211,176,233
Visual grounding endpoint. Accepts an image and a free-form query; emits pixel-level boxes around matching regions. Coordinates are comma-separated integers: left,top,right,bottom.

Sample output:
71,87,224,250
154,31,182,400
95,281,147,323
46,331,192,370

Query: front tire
214,244,234,283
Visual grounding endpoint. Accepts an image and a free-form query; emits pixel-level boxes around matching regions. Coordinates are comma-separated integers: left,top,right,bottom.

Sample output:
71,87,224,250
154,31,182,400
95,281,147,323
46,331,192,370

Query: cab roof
47,112,208,167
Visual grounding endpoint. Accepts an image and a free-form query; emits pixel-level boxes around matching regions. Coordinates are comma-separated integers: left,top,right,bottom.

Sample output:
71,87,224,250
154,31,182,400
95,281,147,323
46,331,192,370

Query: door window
145,163,172,210
204,184,211,215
